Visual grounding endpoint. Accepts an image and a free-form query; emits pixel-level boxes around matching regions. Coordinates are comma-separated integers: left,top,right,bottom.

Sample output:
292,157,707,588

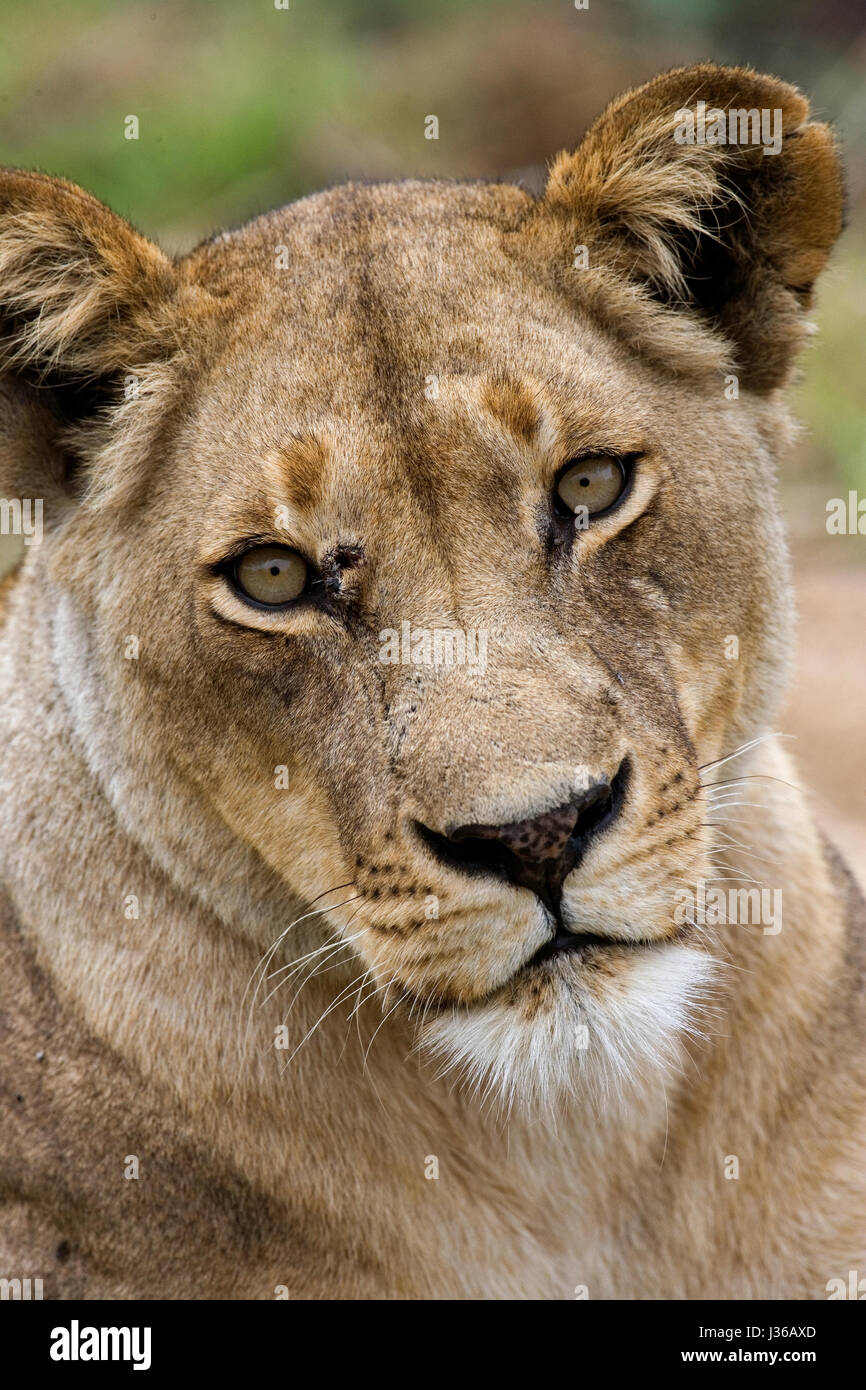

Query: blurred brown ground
786,526,866,891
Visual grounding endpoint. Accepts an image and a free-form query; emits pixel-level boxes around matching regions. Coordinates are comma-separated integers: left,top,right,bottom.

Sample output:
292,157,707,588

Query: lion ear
0,170,180,508
538,64,843,390
0,169,177,395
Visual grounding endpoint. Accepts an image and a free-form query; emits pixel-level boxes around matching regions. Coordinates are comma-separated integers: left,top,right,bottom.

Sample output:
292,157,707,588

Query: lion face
1,65,840,1108
51,182,787,1109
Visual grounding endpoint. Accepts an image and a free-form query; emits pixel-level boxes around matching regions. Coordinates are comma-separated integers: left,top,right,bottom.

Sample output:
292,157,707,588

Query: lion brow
276,431,329,512
480,374,540,443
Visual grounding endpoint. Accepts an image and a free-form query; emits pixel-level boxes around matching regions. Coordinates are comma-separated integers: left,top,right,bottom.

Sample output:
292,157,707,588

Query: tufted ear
537,64,844,390
0,170,177,385
0,170,181,506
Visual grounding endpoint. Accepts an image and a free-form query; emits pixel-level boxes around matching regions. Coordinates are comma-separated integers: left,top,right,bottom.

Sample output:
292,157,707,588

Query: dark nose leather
442,774,623,912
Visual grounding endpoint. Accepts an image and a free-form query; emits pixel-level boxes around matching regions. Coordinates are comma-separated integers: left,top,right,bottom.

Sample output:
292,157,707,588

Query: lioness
0,63,862,1301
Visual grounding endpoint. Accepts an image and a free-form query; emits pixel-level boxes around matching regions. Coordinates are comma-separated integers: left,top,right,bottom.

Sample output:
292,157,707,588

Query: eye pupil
579,477,589,487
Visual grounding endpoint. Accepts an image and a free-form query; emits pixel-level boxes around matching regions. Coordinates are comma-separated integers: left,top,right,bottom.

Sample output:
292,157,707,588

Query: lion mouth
400,920,696,1017
522,919,696,973
526,926,624,967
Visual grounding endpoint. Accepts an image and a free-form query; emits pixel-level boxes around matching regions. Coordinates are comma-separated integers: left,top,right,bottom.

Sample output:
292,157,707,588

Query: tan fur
1,65,862,1299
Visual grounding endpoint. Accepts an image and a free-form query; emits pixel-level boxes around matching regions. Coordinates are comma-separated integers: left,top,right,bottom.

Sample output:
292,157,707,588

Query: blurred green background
0,0,863,867
0,0,863,503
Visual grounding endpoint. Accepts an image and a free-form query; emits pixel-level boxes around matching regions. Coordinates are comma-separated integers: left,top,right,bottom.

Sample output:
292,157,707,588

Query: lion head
0,65,842,1110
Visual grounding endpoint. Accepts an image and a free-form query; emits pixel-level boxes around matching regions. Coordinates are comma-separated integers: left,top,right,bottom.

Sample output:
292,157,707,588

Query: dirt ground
784,547,866,891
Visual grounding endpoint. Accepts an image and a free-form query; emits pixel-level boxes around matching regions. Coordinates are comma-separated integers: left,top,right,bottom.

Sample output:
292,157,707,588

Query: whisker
362,981,405,1072
280,974,375,1073
701,773,799,793
699,732,793,778
237,887,359,1055
262,917,362,992
276,916,367,1024
262,932,362,1011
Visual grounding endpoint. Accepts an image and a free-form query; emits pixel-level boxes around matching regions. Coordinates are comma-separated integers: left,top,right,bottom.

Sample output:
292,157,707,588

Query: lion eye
232,545,308,606
555,456,629,518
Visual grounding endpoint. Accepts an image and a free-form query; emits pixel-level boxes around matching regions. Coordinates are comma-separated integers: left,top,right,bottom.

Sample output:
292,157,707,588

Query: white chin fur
416,945,716,1116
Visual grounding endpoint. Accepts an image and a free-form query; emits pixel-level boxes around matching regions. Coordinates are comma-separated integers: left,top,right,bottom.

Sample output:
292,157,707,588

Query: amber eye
232,545,308,607
555,455,630,518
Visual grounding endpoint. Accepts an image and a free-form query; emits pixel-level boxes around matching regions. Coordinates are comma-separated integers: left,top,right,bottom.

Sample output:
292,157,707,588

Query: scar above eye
321,543,366,584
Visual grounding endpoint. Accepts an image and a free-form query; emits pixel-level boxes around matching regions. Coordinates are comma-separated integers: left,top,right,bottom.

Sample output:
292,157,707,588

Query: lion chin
415,944,717,1116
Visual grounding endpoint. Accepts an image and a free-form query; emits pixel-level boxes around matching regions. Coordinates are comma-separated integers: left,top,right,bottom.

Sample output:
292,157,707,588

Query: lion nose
417,765,628,913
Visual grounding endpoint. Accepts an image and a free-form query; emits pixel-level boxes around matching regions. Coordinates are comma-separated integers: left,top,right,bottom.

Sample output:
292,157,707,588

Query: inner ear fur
0,169,180,503
0,169,177,383
538,64,844,390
